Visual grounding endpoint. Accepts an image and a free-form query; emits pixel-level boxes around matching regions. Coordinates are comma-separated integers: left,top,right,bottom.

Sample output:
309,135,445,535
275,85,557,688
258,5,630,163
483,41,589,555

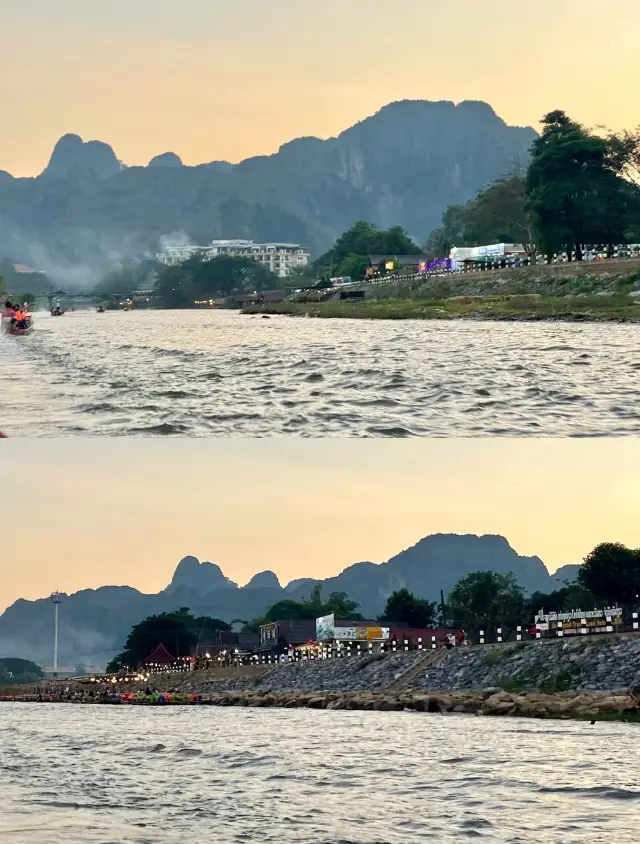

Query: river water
0,704,637,844
1,310,639,436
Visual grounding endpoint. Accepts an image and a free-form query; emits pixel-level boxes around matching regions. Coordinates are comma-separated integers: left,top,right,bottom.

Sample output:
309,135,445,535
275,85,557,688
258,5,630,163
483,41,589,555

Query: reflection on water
1,309,639,436
0,704,637,844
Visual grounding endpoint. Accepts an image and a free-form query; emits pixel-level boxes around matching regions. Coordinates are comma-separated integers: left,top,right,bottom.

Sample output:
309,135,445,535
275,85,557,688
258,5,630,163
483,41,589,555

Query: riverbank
1,689,639,722
243,293,640,322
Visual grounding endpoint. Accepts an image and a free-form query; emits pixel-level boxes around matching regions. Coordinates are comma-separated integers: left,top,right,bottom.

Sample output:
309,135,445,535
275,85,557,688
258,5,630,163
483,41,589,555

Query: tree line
425,111,640,262
104,542,639,670
92,221,423,305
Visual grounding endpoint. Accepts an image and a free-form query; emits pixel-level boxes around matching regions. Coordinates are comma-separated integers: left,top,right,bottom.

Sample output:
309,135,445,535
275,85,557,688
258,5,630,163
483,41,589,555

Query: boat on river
1,318,34,336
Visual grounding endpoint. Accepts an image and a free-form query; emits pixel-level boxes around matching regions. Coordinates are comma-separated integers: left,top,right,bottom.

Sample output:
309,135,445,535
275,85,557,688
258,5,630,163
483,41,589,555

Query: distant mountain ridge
0,533,567,667
0,99,537,285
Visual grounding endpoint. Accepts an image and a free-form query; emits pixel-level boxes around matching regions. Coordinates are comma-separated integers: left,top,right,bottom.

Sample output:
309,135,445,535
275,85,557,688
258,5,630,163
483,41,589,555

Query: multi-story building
157,239,310,278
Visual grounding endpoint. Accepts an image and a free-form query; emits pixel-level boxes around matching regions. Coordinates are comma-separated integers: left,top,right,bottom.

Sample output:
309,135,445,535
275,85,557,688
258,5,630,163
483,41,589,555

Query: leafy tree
447,571,526,635
246,587,362,631
464,166,537,260
578,542,640,607
604,127,640,189
262,599,319,623
0,657,44,684
526,110,636,260
335,253,371,281
154,254,279,307
381,588,436,627
324,591,362,620
526,583,598,615
106,609,231,671
423,204,469,257
317,221,420,279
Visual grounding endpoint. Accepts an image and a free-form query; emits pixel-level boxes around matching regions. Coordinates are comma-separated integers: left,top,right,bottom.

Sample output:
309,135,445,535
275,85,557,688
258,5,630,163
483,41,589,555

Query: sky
2,0,639,177
1,438,638,612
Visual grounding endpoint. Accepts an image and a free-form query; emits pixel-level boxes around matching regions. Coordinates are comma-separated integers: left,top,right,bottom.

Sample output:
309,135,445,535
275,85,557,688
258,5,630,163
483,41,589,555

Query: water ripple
0,704,638,843
0,310,639,436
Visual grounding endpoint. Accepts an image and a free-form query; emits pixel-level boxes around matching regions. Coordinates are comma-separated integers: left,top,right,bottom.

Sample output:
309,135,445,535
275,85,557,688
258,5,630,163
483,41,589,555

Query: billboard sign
334,627,356,640
316,614,335,641
534,607,623,633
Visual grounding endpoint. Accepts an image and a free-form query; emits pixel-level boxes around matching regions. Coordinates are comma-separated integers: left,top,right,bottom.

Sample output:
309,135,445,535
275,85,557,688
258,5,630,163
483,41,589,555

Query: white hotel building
157,239,310,278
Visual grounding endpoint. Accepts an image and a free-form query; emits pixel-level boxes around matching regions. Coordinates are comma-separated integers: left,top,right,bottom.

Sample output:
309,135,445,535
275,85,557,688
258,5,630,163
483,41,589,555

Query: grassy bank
243,294,640,322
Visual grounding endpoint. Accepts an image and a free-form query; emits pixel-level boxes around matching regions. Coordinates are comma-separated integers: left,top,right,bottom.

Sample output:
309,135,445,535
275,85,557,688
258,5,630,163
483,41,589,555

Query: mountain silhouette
0,100,536,283
0,533,561,667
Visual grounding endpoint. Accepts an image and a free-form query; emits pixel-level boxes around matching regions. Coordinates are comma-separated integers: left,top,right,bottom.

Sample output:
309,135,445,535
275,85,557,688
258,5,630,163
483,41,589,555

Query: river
1,310,639,436
0,704,637,844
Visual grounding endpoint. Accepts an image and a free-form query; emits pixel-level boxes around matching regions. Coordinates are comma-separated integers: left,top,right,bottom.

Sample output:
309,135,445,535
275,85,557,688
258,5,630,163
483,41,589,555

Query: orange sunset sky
1,439,639,613
2,0,639,176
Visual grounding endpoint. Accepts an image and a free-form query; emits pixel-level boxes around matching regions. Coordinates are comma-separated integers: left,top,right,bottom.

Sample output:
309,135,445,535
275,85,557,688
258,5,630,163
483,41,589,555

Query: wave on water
2,310,640,436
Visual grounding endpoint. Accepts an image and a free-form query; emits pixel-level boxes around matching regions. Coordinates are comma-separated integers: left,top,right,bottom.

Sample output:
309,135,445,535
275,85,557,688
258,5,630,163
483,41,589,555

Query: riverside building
157,239,310,278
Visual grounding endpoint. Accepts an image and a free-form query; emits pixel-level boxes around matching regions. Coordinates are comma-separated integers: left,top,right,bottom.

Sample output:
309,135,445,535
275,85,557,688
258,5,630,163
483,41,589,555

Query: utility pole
49,592,63,677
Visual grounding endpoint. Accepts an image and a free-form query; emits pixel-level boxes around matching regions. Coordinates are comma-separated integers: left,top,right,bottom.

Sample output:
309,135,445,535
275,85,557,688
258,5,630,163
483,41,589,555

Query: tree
324,591,362,620
423,204,469,257
526,583,598,616
604,127,640,189
525,110,638,261
447,571,526,635
578,542,640,607
0,657,44,685
245,588,362,631
154,254,279,307
422,167,537,260
316,221,420,279
465,166,537,260
106,609,231,671
381,588,436,627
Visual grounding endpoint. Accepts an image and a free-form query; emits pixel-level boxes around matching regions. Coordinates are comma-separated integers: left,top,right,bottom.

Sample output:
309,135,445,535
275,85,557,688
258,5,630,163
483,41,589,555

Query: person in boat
13,307,29,329
2,300,16,320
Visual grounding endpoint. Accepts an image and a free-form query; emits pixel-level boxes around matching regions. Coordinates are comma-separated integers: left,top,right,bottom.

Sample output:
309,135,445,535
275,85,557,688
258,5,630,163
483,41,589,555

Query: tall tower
49,592,63,677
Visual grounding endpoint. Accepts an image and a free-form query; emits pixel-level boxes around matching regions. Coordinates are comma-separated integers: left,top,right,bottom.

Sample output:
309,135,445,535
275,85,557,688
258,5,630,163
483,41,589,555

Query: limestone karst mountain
0,100,536,281
0,533,560,667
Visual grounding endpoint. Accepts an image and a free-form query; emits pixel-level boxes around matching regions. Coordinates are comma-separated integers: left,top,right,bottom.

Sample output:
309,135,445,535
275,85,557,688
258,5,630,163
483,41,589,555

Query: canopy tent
143,643,176,666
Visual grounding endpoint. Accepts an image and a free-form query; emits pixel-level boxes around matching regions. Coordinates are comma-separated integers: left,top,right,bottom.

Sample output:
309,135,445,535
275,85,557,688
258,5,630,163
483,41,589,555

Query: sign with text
534,607,623,633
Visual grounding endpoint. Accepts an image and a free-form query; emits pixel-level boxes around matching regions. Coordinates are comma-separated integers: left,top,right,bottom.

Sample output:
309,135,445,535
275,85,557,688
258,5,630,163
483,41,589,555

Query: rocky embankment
385,258,640,299
176,637,640,698
189,688,640,721
176,651,425,695
412,636,640,693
